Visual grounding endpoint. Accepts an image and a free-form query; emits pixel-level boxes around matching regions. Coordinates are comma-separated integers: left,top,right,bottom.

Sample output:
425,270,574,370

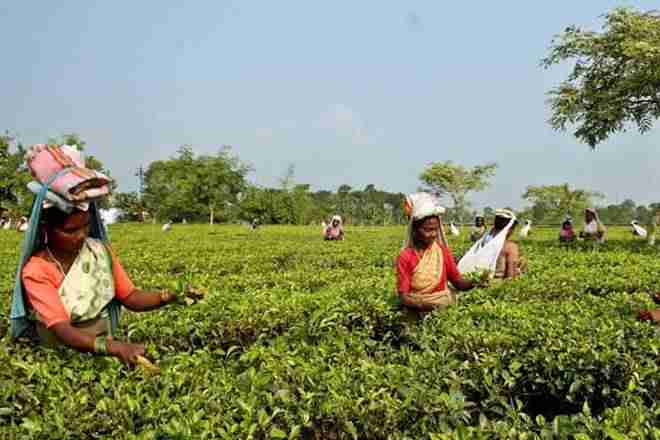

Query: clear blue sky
1,1,658,210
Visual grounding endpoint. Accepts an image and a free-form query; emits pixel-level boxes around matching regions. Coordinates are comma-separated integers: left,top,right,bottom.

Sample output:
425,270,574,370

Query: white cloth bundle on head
632,221,647,238
458,209,516,274
403,192,448,248
24,144,112,212
27,181,89,213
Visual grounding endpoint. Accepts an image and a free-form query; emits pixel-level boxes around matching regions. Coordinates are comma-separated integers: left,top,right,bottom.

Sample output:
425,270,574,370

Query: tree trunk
210,206,214,225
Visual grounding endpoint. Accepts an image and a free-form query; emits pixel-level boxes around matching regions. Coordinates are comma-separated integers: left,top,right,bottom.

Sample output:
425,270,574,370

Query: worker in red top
396,193,476,313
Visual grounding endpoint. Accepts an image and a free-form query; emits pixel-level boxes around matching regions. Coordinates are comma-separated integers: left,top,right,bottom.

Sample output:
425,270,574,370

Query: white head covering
584,208,600,233
494,208,516,220
403,192,448,248
585,207,599,219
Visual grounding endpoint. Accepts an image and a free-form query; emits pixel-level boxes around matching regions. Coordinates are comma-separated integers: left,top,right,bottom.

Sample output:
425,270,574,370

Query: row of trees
2,136,658,225
519,184,660,225
3,7,660,223
114,147,408,225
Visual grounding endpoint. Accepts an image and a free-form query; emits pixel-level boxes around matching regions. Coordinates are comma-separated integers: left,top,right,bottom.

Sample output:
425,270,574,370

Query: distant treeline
1,136,658,226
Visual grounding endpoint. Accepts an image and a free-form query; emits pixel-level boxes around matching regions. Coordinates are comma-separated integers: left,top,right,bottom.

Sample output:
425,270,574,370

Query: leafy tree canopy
143,146,251,223
419,161,497,222
522,183,604,223
543,8,660,147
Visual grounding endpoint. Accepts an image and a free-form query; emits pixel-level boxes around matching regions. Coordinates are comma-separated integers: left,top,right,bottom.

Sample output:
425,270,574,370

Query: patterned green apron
37,238,116,345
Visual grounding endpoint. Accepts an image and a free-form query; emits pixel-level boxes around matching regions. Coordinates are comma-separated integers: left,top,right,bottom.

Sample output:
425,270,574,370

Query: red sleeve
110,251,136,300
443,246,462,285
397,249,417,294
22,258,69,328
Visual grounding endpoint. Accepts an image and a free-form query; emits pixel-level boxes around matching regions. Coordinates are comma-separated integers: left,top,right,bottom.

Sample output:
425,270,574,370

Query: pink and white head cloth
25,144,113,211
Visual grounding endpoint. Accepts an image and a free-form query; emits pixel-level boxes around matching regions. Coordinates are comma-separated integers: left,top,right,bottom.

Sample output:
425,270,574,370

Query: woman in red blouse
396,193,476,312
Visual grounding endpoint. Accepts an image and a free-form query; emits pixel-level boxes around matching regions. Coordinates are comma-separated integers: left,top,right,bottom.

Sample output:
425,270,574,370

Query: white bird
3,220,11,230
449,222,460,237
162,221,172,232
519,220,532,238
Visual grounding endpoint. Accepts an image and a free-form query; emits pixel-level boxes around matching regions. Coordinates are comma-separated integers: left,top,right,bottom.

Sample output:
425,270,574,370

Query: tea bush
2,225,660,438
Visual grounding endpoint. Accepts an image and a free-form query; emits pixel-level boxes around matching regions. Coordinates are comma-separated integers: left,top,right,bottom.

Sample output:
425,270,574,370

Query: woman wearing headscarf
324,215,344,241
459,209,526,280
559,217,576,242
10,144,179,366
469,215,486,242
489,210,527,279
580,208,606,243
16,217,29,232
396,193,476,312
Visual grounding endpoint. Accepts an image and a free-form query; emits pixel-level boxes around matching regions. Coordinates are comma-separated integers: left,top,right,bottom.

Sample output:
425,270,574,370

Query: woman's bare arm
121,289,177,312
50,322,145,365
505,242,520,279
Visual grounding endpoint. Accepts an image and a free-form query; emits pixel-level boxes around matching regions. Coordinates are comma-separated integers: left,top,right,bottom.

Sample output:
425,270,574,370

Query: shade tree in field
112,191,146,222
543,7,660,147
521,183,604,224
419,161,498,223
142,146,251,224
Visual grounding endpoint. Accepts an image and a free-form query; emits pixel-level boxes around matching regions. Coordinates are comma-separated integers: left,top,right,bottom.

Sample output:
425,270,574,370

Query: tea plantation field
2,225,660,439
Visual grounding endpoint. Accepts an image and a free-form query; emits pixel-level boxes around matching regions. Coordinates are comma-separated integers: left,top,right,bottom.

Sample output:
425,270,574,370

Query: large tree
419,161,497,222
143,146,250,223
522,183,604,223
543,8,660,147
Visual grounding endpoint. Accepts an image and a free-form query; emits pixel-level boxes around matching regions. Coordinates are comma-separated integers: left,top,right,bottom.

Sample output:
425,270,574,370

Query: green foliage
543,7,660,147
522,183,604,223
237,183,405,226
113,192,145,222
0,132,31,217
2,225,660,437
420,161,498,222
142,146,250,223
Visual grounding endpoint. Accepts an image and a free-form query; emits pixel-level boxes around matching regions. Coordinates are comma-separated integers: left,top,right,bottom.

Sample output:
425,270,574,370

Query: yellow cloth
401,242,454,309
